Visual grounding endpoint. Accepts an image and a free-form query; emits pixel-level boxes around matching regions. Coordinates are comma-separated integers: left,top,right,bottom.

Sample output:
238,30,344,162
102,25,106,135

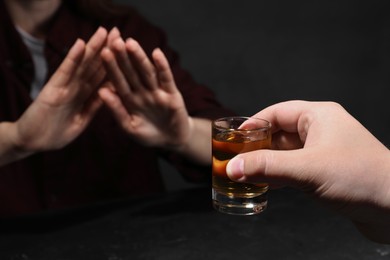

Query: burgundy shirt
0,2,233,216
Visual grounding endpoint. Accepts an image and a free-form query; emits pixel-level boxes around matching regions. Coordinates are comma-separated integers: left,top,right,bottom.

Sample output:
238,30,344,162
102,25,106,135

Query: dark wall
116,0,390,145
114,0,390,189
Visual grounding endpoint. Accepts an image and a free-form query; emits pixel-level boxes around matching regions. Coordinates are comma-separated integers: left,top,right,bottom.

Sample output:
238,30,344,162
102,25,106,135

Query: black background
115,0,390,190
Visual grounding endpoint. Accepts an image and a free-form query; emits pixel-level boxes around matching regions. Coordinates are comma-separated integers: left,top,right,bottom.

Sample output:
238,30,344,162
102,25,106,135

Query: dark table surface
1,187,389,260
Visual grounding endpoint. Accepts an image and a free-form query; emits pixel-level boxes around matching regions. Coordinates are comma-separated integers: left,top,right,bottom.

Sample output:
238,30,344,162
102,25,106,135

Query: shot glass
212,116,271,215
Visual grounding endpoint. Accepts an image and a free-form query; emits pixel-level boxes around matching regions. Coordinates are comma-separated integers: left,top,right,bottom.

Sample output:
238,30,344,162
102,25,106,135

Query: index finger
251,100,312,134
75,27,108,80
251,100,322,149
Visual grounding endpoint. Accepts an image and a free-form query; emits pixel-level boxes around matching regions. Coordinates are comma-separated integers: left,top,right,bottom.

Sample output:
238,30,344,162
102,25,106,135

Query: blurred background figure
0,0,233,216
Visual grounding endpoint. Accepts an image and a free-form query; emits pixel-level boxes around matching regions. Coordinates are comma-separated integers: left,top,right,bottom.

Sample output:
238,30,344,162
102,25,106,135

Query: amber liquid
212,131,271,198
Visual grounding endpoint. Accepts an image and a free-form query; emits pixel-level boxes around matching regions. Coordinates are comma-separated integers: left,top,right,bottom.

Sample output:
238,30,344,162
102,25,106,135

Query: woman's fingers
98,87,131,129
125,38,158,90
152,48,177,93
101,46,133,99
76,27,108,83
53,27,108,89
104,32,177,96
51,39,86,85
110,38,144,92
107,27,121,46
41,27,108,104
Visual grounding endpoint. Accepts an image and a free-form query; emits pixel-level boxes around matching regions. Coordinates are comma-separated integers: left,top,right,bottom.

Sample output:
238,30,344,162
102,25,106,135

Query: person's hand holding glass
226,100,390,244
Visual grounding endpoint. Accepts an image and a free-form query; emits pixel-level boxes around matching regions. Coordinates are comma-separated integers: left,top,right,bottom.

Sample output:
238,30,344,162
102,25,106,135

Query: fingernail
111,26,120,35
227,157,244,181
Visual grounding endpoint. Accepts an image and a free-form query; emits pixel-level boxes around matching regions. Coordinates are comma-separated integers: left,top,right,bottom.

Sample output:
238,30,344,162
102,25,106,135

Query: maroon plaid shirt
0,1,233,216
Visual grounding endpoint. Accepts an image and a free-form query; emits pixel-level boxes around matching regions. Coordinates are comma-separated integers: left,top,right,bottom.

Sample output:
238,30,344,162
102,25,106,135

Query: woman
0,0,233,216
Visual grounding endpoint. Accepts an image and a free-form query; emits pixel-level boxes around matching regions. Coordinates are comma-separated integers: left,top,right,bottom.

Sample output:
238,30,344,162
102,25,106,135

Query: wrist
353,149,390,243
0,122,34,167
169,117,211,165
166,116,193,154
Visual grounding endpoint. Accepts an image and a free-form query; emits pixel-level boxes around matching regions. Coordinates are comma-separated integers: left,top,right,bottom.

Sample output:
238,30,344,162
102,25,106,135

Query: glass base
212,188,267,215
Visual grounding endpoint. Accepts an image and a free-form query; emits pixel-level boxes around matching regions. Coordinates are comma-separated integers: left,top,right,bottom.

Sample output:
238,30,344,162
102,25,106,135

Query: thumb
226,149,313,188
98,87,130,124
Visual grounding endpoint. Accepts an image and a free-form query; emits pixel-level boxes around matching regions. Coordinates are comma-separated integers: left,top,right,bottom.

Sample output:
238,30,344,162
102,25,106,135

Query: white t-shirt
16,27,47,99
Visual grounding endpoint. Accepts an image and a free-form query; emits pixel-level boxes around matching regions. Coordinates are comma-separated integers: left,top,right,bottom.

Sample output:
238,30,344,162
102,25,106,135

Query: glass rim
212,116,271,132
